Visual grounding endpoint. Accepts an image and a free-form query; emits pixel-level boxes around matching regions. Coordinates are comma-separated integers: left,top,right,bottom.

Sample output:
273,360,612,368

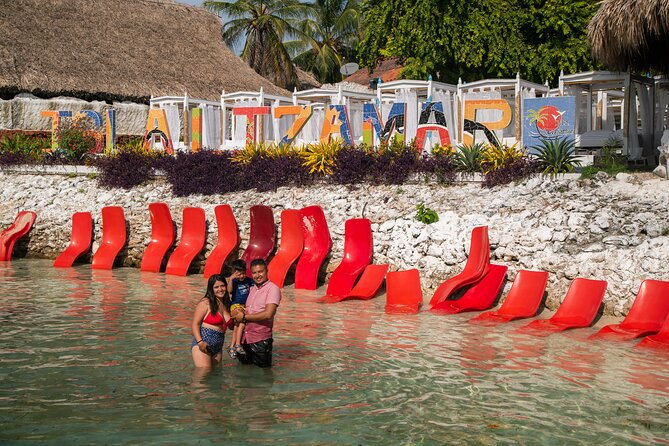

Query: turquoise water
0,260,668,445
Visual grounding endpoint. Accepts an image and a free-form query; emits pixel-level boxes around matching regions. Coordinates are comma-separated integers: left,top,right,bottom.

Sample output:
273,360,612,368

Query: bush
240,152,312,191
51,117,100,163
300,140,343,175
482,157,539,188
95,148,164,189
374,146,419,185
532,137,581,175
417,152,456,184
0,133,49,164
480,143,525,174
160,150,238,196
331,146,376,184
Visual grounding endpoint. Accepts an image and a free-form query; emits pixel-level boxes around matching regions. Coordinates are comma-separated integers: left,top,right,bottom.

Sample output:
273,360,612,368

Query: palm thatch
0,0,288,103
588,0,669,73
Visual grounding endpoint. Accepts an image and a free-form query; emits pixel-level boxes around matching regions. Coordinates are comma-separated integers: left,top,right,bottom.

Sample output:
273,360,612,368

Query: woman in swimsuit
191,274,232,367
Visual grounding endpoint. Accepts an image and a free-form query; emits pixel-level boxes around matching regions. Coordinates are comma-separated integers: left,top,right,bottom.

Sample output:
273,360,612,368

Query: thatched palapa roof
0,0,289,103
588,0,669,73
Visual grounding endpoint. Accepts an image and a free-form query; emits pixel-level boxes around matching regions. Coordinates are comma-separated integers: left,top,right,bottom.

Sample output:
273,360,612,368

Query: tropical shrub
532,137,581,175
331,146,376,184
415,203,439,224
452,142,484,172
239,151,312,191
95,148,164,189
416,152,456,184
480,142,526,173
482,157,539,188
160,150,238,197
0,133,48,164
300,140,344,175
52,116,100,163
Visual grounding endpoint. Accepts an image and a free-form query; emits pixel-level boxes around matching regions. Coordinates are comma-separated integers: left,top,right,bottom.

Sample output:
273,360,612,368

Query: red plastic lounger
429,226,490,308
91,206,127,270
0,211,37,261
240,205,276,275
322,218,373,299
519,278,608,336
591,279,669,341
469,270,549,325
322,264,389,303
431,264,508,314
203,205,240,278
140,203,175,273
636,312,669,349
386,269,422,314
53,212,93,267
165,207,206,276
267,209,303,287
294,206,332,290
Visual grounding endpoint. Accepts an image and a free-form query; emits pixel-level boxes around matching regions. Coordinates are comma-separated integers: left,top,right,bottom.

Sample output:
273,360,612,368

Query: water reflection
1,259,668,445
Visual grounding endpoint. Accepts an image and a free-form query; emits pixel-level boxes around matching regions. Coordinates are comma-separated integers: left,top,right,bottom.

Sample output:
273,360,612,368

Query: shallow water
0,260,668,445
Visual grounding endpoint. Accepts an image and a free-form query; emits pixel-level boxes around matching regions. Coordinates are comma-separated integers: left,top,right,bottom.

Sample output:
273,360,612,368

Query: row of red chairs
4,209,669,348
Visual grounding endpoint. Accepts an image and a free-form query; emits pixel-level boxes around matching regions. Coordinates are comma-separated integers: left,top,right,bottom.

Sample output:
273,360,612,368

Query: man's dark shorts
237,338,273,368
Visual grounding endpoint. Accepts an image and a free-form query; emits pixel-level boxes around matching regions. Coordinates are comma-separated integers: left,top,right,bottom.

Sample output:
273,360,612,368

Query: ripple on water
0,259,667,445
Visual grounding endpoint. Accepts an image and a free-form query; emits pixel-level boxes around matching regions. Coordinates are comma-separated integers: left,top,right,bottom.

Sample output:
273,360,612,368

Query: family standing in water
191,259,281,369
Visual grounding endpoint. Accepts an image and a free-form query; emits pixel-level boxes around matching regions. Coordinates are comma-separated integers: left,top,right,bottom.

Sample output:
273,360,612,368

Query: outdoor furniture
240,205,275,275
431,264,508,314
321,264,389,303
294,206,332,290
385,269,422,314
165,207,206,276
203,204,240,278
53,212,93,267
322,218,373,298
267,209,303,287
591,279,669,340
91,206,127,270
429,226,490,308
519,278,608,336
0,210,37,261
140,203,175,273
468,270,549,325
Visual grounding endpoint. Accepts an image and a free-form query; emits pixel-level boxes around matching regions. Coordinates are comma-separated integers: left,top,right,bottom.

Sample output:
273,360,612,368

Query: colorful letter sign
463,99,512,146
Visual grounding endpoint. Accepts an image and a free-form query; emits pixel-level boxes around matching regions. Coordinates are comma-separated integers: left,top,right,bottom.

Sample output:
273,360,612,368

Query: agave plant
452,142,485,172
532,137,581,175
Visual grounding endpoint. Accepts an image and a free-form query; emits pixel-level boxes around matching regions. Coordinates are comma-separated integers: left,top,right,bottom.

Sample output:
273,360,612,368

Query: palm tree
204,0,310,89
288,0,361,84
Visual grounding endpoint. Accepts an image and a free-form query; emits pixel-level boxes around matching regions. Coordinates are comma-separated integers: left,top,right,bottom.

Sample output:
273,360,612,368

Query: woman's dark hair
204,274,231,313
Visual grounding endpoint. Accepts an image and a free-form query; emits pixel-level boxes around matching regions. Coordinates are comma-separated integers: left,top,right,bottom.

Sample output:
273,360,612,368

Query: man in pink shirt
232,258,281,367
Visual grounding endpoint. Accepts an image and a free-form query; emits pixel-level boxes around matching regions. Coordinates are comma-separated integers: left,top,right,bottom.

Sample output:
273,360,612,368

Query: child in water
226,259,254,358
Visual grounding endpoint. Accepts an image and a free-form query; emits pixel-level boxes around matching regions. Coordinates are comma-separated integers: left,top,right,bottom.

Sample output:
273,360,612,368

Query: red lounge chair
203,205,240,278
0,210,37,261
140,203,175,273
165,207,206,276
431,264,508,314
91,206,127,270
268,209,303,287
591,280,669,340
386,269,422,314
429,226,490,308
323,218,373,298
636,312,669,349
294,206,332,290
53,212,93,267
469,270,549,325
322,264,389,303
519,278,608,335
240,205,275,275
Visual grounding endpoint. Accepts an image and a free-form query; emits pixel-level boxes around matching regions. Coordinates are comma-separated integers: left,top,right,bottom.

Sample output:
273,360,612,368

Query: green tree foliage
358,0,599,85
288,0,362,84
204,0,311,89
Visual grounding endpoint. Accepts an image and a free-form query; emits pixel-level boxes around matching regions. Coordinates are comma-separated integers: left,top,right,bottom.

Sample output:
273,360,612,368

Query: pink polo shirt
243,280,281,344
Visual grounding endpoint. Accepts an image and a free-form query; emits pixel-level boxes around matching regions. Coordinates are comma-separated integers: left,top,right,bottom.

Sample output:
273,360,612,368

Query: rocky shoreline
1,169,668,316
